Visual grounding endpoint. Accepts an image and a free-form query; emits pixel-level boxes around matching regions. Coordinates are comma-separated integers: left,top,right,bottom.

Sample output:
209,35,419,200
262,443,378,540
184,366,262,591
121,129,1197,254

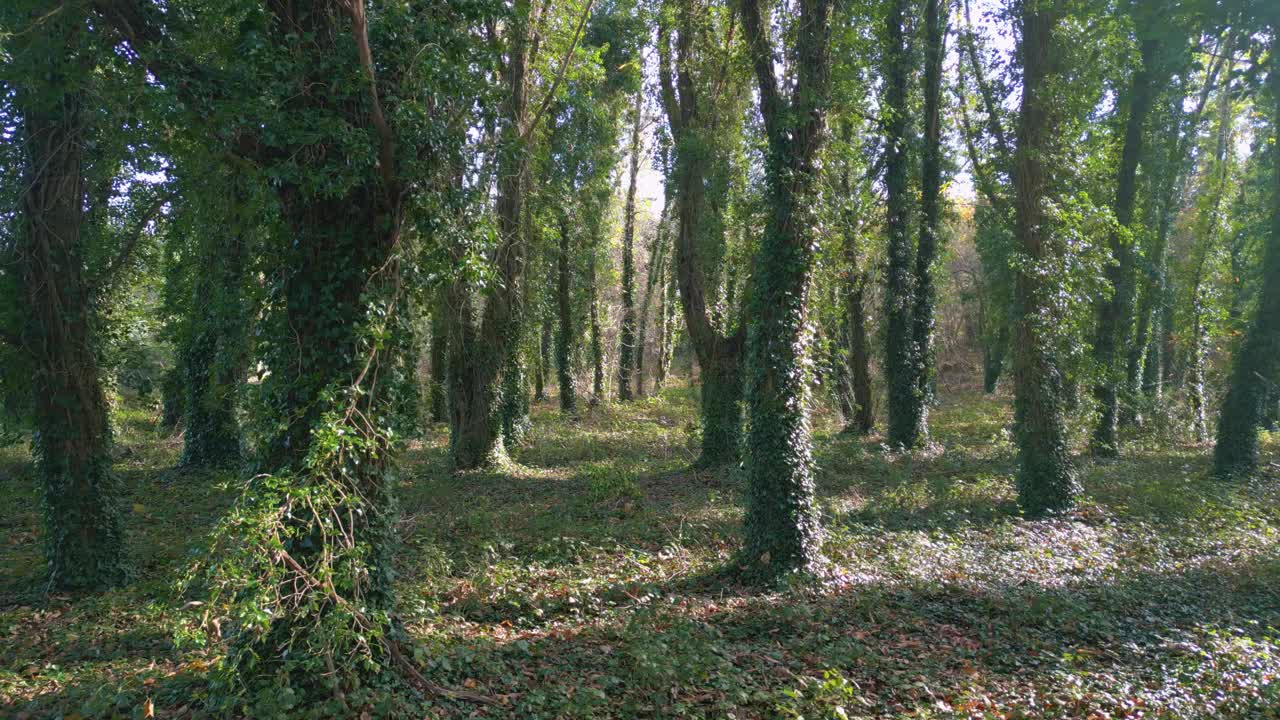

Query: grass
2,381,1280,718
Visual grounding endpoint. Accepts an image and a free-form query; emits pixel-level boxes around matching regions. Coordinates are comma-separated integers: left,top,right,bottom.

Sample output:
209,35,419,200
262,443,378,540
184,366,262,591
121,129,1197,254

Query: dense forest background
2,0,1279,717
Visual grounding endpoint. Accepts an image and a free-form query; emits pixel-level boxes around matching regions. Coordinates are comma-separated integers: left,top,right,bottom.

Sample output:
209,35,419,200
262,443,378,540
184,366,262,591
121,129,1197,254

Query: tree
618,89,645,401
657,0,752,466
1010,0,1081,517
447,0,538,469
910,0,950,427
1090,0,1165,456
1214,30,1280,479
881,0,925,448
6,1,126,590
739,0,832,575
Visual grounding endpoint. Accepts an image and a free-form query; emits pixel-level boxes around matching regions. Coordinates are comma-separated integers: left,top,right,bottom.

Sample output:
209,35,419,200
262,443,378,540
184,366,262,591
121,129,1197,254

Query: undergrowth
2,385,1278,718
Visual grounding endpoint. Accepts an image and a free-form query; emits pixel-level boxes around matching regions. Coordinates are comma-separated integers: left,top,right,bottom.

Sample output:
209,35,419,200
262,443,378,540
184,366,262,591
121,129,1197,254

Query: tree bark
1010,2,1079,517
739,0,832,576
1090,26,1160,456
618,89,644,401
17,33,125,590
556,214,579,413
882,0,924,449
909,0,948,433
1213,40,1279,477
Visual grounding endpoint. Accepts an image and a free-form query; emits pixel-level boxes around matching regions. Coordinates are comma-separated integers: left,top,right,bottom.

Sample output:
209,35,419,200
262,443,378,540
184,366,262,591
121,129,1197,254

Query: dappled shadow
405,548,1280,718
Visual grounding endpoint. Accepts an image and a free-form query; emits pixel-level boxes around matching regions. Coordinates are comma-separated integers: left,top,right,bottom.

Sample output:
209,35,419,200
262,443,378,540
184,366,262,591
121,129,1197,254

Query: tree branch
343,0,398,193
737,0,786,149
520,0,596,143
91,189,177,293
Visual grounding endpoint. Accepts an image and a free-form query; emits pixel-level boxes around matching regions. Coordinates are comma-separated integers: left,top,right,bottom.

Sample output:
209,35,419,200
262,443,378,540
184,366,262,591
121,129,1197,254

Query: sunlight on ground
2,385,1279,718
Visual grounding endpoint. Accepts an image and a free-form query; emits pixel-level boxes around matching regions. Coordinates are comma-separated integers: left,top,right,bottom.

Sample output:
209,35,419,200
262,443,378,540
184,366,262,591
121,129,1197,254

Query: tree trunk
429,288,449,421
618,90,643,401
1214,43,1279,477
635,205,668,398
556,215,578,413
882,0,924,449
845,273,875,434
909,0,948,433
589,259,605,405
179,218,246,468
1010,3,1079,517
535,299,551,402
447,0,533,469
1090,29,1160,456
657,9,745,464
18,58,125,591
739,0,831,576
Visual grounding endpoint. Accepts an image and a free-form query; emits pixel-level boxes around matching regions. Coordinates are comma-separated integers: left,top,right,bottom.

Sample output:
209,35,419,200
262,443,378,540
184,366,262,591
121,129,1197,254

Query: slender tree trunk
656,257,677,392
535,300,551,402
1010,3,1079,517
618,90,644,401
556,215,578,413
845,274,875,434
635,206,668,398
909,0,948,431
18,63,125,591
657,7,747,464
739,0,831,575
1091,30,1160,456
882,0,923,449
589,259,605,405
429,287,449,421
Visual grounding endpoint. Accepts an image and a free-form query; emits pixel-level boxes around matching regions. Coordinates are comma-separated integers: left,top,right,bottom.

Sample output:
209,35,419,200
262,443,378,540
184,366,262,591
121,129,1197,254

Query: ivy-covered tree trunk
882,0,924,449
739,0,831,576
429,289,449,422
16,37,125,591
983,324,1009,394
556,215,579,413
618,91,643,402
658,6,746,465
1090,29,1159,456
535,304,551,402
589,259,605,406
447,0,533,469
844,270,876,435
909,0,948,431
656,261,677,393
635,209,666,399
1010,3,1079,518
501,349,530,447
180,216,246,468
1214,43,1280,479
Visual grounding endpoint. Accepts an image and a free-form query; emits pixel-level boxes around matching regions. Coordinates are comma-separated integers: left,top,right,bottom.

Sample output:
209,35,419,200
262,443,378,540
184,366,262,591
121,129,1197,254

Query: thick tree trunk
882,0,924,449
1090,31,1159,456
180,211,246,467
739,0,831,576
19,77,125,591
1010,3,1079,517
618,90,643,401
1215,48,1279,476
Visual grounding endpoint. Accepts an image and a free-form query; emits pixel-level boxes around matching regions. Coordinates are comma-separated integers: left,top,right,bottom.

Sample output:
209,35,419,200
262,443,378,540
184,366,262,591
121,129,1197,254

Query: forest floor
2,380,1280,719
